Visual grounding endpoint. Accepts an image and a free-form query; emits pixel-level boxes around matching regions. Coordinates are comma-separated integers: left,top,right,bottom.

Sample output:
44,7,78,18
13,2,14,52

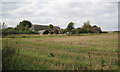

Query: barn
30,24,60,34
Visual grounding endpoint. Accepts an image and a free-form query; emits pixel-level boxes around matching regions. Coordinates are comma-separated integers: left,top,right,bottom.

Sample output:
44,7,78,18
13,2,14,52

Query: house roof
30,24,49,31
30,24,60,31
90,27,101,33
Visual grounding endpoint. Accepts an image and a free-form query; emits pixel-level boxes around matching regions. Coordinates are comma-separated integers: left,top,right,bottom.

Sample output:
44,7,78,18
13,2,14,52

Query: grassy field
2,32,119,70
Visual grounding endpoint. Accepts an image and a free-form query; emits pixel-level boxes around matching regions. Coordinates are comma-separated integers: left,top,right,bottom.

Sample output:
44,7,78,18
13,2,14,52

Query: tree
93,25,98,27
48,24,54,34
76,27,81,34
49,30,54,34
81,21,91,33
67,22,75,33
25,25,29,30
43,30,49,35
16,20,32,30
48,24,54,30
71,29,76,34
84,21,90,25
60,29,67,34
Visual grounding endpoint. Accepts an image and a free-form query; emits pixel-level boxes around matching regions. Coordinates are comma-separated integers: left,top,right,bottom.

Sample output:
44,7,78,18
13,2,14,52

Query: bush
49,30,54,34
43,30,49,35
60,29,67,34
75,28,81,34
2,28,38,36
114,31,120,33
100,31,108,33
70,29,76,34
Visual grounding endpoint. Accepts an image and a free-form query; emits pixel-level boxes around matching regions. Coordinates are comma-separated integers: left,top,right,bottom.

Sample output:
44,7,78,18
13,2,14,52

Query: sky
1,0,119,31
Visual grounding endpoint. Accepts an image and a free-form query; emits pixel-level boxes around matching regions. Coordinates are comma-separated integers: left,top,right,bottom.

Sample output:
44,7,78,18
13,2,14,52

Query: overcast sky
1,0,119,31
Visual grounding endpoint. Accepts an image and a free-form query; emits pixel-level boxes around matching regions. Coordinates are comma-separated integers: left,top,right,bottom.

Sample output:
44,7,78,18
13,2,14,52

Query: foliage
2,27,38,36
75,28,81,34
81,21,92,33
2,27,17,35
49,30,54,34
2,20,39,36
68,28,82,35
93,25,98,27
2,20,103,35
70,29,76,34
114,31,120,33
48,24,54,34
100,31,108,33
60,29,67,34
43,30,49,35
66,22,75,33
48,24,54,30
16,20,32,31
65,21,101,34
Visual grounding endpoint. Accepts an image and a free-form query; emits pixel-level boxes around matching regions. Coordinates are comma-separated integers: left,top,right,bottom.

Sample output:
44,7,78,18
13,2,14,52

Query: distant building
30,24,60,34
53,26,60,34
90,27,102,33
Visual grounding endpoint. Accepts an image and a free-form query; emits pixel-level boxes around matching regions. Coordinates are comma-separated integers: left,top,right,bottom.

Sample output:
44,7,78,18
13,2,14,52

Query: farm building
90,27,102,33
83,21,102,33
30,25,60,34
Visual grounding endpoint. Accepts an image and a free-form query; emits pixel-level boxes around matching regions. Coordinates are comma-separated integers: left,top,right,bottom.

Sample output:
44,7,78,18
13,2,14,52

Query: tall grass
2,33,119,70
2,40,20,70
2,40,48,70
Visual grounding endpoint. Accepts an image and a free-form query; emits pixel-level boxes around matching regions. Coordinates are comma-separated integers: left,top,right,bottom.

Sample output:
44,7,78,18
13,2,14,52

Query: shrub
60,29,67,34
2,28,38,36
43,30,49,35
75,28,81,34
100,31,108,33
70,29,76,34
66,22,75,32
49,30,54,34
114,31,120,33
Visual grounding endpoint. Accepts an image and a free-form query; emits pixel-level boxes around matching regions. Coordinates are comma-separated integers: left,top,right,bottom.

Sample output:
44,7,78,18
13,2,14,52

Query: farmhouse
90,27,102,33
30,24,60,34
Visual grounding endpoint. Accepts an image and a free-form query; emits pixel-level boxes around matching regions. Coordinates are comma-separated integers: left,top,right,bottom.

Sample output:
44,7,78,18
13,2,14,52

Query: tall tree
67,22,75,33
48,24,54,30
48,24,54,34
16,20,32,30
81,21,91,33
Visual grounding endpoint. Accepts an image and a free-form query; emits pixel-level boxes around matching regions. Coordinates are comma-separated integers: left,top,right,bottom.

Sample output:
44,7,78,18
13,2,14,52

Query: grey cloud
1,0,118,31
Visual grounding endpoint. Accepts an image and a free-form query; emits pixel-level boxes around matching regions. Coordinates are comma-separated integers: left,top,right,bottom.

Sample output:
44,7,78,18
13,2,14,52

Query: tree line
1,20,102,36
1,20,38,36
60,21,102,34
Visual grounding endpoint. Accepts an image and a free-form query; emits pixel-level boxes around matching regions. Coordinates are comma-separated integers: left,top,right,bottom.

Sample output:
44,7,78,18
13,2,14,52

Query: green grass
2,32,119,70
